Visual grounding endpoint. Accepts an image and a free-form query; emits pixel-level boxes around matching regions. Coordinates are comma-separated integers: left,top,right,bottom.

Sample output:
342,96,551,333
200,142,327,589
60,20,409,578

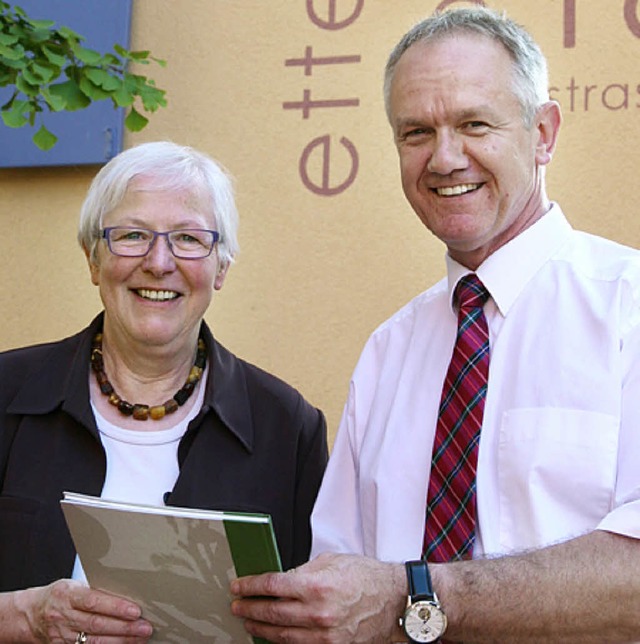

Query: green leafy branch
0,1,167,150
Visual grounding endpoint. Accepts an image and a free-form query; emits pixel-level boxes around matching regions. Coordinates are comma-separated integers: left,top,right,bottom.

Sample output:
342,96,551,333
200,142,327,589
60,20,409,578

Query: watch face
404,600,447,643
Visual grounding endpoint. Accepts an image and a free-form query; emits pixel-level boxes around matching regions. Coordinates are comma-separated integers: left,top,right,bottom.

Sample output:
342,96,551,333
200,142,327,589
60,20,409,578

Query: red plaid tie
423,273,490,563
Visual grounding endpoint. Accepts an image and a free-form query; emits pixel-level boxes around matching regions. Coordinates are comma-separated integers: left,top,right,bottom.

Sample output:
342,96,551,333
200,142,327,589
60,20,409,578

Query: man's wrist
401,560,448,642
392,562,411,641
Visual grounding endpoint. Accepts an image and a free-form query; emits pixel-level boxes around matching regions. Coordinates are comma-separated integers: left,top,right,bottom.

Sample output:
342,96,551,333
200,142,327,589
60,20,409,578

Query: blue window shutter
0,0,132,168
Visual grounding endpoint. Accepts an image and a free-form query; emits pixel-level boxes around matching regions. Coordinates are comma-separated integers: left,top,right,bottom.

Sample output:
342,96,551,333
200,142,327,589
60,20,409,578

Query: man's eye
464,121,489,131
399,128,429,142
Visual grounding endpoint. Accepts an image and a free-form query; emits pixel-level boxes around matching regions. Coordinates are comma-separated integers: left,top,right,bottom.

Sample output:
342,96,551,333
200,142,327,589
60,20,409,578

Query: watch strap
405,559,436,603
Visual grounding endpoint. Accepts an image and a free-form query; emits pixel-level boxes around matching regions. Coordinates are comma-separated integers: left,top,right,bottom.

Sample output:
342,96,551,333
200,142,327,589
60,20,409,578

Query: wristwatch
400,560,447,643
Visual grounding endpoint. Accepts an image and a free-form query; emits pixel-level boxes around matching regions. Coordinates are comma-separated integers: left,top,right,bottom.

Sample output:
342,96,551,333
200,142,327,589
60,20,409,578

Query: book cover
61,492,282,643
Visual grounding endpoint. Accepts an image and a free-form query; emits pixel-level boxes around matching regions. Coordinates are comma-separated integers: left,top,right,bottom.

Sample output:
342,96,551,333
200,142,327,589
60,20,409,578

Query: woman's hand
4,579,153,643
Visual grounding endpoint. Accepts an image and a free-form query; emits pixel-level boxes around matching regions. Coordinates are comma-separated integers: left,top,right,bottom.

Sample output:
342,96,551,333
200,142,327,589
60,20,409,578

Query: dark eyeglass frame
101,227,221,260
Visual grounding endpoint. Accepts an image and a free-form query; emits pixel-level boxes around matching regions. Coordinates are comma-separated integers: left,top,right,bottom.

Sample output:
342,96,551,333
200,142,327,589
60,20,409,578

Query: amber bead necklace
90,332,207,421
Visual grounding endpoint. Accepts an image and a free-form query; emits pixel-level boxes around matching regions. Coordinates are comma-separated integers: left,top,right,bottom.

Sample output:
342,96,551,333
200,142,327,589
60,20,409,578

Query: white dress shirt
311,205,640,563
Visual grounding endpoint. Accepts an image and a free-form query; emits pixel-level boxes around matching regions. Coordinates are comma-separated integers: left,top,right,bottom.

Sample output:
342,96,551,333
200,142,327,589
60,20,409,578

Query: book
61,492,282,643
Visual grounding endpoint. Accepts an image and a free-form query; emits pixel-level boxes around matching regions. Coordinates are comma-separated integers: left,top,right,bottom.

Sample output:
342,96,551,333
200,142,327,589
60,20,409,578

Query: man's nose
427,131,468,175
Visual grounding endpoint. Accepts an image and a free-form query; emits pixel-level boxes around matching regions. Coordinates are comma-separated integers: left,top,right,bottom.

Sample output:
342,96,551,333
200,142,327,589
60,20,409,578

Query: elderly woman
0,141,328,642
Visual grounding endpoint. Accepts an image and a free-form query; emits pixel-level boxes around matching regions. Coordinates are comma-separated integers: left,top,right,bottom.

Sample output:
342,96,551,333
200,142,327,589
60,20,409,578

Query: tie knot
455,274,489,311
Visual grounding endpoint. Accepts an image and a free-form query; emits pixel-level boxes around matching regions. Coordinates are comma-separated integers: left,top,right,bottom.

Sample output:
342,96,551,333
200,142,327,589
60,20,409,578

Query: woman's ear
214,262,229,291
84,245,101,286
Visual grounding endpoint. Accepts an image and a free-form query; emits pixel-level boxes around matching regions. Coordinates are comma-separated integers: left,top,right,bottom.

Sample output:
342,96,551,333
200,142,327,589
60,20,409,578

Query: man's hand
230,552,408,643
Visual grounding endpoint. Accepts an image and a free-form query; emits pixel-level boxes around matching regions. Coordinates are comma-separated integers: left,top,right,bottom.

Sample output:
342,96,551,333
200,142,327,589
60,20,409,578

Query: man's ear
534,100,562,166
84,245,100,286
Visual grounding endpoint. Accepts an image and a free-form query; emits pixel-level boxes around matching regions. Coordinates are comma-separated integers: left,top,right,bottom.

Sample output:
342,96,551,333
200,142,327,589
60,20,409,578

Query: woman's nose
141,233,176,274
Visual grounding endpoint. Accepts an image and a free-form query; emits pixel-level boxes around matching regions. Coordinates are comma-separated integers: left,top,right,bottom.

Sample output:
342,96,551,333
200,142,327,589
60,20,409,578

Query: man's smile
433,183,483,197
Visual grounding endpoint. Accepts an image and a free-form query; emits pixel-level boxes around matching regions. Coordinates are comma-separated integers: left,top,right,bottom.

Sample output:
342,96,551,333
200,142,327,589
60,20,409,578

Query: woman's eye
115,229,148,241
180,233,203,245
172,232,209,247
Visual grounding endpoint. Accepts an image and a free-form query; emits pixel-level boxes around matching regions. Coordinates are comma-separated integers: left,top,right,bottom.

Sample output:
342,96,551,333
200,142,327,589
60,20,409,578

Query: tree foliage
0,1,167,150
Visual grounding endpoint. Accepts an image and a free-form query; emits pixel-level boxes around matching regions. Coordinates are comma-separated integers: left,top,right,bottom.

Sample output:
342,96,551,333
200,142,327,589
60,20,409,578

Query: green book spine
225,518,282,644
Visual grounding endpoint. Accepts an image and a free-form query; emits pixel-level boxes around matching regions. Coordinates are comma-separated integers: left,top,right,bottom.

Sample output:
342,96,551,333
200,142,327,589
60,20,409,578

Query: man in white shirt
231,7,640,642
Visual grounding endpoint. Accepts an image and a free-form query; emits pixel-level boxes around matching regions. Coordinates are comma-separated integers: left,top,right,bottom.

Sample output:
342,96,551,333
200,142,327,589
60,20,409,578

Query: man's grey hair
383,6,549,128
78,141,239,267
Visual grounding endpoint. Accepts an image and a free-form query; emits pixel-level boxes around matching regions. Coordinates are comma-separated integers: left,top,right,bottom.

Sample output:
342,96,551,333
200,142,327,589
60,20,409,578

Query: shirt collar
198,322,254,452
445,203,573,316
7,314,102,433
8,314,255,453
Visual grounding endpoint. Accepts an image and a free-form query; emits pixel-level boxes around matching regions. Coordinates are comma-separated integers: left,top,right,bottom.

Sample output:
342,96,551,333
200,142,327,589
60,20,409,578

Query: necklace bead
90,332,207,421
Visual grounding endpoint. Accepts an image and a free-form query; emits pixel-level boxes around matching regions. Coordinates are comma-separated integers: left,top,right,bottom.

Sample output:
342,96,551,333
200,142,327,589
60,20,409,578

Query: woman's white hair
78,141,239,266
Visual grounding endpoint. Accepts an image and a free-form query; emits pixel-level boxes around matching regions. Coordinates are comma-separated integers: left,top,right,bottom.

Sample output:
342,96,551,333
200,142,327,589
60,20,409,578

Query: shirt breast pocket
497,407,618,552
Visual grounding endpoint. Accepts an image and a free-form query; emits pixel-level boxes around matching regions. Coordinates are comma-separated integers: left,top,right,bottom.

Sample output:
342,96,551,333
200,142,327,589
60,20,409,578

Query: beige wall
1,0,640,444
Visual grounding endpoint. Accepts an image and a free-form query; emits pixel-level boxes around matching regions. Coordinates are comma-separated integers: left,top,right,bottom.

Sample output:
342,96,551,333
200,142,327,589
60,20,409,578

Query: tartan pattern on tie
423,273,490,563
